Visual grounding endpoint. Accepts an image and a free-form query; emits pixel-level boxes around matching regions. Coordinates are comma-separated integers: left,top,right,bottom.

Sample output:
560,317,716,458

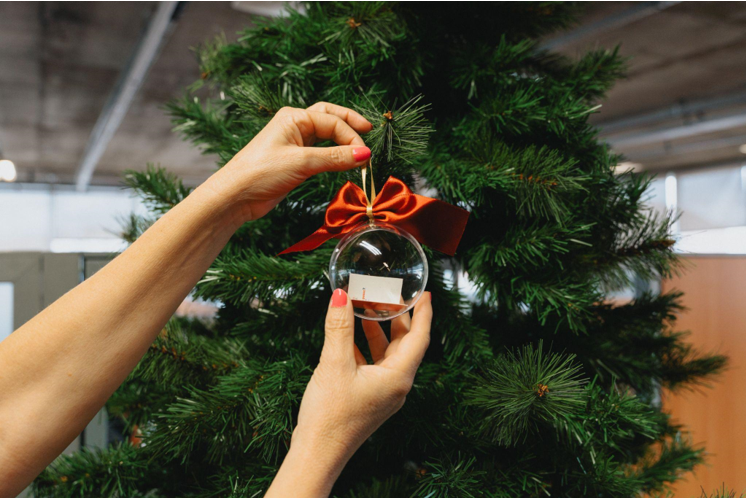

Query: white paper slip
348,273,404,305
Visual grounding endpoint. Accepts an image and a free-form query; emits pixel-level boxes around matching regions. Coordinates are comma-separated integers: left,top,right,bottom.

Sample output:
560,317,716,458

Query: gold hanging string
361,156,376,223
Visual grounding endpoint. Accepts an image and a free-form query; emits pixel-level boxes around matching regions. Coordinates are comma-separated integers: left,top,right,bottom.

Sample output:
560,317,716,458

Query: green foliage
699,485,746,498
37,2,731,497
123,164,192,214
33,444,155,498
466,342,586,446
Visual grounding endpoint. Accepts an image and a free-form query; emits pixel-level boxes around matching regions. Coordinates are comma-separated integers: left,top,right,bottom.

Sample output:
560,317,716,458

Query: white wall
0,183,145,253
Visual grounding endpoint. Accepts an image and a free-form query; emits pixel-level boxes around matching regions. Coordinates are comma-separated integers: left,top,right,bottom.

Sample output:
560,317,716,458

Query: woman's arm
0,103,373,497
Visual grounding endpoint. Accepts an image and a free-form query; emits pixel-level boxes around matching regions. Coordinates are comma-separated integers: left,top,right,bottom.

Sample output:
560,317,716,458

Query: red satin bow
279,176,469,256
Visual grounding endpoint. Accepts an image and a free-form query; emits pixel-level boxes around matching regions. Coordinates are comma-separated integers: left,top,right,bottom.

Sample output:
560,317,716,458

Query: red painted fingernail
428,291,432,302
352,147,371,162
332,289,348,307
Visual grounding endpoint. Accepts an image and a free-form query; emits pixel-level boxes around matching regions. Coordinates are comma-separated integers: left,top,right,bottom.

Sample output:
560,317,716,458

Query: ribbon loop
279,176,470,256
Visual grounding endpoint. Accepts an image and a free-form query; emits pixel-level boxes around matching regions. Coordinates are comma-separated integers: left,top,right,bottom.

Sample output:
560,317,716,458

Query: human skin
0,102,431,498
265,289,432,498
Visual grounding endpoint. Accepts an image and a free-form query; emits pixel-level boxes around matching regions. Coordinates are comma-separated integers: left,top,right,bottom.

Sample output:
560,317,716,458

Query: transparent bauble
329,221,428,321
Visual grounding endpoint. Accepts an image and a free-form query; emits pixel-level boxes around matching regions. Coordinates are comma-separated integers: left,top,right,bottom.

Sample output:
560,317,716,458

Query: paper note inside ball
348,273,405,312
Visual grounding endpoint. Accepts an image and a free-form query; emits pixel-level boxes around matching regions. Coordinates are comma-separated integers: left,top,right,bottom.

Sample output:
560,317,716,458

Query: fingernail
427,291,432,302
352,147,371,162
332,288,348,307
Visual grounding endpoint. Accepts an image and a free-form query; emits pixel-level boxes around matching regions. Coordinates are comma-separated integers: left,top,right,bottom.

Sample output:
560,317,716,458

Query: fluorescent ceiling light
613,161,643,174
50,238,126,254
0,159,16,182
231,1,303,17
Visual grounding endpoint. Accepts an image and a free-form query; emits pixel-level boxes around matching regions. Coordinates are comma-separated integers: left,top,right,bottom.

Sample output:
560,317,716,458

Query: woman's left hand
206,102,373,225
265,289,432,498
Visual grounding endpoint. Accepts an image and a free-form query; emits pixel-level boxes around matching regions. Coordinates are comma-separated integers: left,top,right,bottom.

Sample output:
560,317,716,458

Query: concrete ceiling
562,1,746,173
1,2,746,188
0,2,253,187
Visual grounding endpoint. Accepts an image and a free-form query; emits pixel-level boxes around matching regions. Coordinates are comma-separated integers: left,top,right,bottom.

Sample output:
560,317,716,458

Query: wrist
267,439,349,498
194,166,255,230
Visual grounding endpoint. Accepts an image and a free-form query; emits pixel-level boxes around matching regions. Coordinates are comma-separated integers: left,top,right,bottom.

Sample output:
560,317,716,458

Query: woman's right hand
203,103,373,226
265,289,432,498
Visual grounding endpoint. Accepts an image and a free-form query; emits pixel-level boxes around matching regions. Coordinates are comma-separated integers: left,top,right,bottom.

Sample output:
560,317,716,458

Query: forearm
0,174,241,493
265,439,351,498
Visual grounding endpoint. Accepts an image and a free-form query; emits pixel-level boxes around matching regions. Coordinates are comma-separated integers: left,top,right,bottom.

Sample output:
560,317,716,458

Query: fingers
306,102,373,133
390,297,411,343
306,110,367,147
354,344,367,366
383,292,432,376
321,289,357,369
275,105,372,174
362,317,389,363
302,144,371,174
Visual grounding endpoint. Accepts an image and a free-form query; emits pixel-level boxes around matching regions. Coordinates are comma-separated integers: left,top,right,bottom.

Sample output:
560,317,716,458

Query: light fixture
613,161,643,174
0,159,16,182
739,144,746,154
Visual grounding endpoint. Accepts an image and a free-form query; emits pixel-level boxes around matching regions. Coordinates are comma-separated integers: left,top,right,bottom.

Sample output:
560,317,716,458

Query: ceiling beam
597,88,746,135
628,134,746,162
74,2,179,192
540,2,680,52
606,112,746,149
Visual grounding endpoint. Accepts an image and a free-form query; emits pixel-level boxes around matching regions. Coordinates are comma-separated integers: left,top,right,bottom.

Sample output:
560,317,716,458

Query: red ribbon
280,176,469,256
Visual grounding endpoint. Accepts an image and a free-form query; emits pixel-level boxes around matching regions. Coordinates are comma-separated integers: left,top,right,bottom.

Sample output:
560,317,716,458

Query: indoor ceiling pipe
539,1,680,52
606,112,746,150
597,89,746,136
74,2,179,192
625,134,746,162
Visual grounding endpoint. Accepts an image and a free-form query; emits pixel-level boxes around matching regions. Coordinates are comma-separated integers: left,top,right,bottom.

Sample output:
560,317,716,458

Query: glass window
678,165,746,231
0,282,13,342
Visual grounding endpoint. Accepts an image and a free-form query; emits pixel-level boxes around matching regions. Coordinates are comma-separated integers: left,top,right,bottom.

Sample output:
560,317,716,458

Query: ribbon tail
397,199,470,256
278,229,336,255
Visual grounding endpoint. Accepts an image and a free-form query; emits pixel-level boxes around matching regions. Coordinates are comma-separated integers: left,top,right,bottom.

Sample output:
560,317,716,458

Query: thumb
303,146,371,174
321,289,356,368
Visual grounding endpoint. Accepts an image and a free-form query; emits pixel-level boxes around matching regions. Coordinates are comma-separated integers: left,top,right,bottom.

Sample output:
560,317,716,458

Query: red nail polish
352,147,371,162
428,291,432,302
332,289,347,307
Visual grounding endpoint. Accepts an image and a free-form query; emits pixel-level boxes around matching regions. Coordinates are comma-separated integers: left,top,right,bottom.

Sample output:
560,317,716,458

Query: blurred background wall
1,2,745,494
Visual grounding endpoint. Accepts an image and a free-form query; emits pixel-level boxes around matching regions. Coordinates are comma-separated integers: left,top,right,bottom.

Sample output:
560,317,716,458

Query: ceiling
1,1,746,188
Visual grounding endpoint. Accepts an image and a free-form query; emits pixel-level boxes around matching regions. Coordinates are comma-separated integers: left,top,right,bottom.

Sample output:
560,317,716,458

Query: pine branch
322,2,406,49
465,341,586,446
556,380,661,464
339,476,411,498
467,221,593,270
422,142,588,222
355,94,432,166
635,436,704,495
123,164,192,215
118,213,154,244
166,96,249,165
229,73,292,121
699,485,745,498
412,455,485,498
144,357,310,465
133,319,246,389
595,210,681,290
33,444,154,498
450,36,537,100
195,247,331,305
426,263,492,364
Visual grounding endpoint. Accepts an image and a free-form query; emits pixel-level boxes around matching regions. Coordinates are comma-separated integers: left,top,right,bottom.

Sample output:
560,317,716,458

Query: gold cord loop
361,157,376,223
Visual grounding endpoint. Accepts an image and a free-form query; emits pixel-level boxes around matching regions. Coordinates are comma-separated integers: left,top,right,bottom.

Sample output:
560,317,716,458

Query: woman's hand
206,102,373,225
265,289,433,498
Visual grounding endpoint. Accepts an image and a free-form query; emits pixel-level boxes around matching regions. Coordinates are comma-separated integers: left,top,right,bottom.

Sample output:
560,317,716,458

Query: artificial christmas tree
35,3,727,497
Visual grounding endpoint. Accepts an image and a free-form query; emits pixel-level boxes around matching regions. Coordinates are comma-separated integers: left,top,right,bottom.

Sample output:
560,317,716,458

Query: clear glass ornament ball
329,221,428,321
